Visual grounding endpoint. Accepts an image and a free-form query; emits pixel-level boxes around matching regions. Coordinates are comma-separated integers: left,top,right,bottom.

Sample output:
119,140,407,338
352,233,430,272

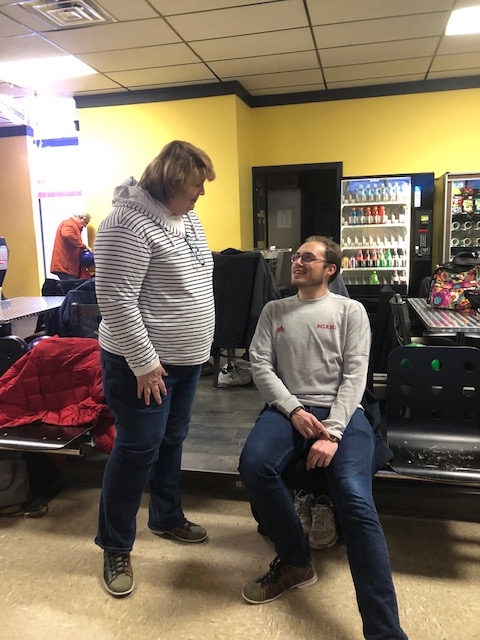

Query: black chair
70,303,101,338
34,278,87,334
389,294,414,346
386,345,480,484
0,335,28,377
390,294,457,347
211,250,280,388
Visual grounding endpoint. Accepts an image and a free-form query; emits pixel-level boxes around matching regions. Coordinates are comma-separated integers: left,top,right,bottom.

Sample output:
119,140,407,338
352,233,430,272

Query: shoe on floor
242,556,317,604
149,520,208,543
217,363,252,387
293,491,314,537
103,550,134,597
308,495,338,549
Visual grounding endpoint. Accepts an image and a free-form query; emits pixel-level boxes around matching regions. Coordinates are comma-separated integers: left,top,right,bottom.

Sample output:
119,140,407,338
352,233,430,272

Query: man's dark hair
303,235,341,283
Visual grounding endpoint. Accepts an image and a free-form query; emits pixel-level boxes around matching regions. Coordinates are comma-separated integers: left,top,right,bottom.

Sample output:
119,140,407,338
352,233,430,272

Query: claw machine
340,173,434,298
436,172,480,263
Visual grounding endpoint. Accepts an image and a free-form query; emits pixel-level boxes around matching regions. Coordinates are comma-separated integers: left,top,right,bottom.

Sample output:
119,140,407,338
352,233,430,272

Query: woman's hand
136,364,168,405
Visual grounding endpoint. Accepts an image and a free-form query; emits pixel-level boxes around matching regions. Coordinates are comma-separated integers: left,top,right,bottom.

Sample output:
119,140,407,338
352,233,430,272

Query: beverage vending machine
340,173,434,297
436,172,480,263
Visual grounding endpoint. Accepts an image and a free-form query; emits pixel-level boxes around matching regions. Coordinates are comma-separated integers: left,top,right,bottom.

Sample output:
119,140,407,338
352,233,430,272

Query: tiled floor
4,318,480,639
1,484,479,640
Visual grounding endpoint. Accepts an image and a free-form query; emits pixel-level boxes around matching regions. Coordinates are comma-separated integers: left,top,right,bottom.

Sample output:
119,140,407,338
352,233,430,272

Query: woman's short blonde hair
138,140,216,204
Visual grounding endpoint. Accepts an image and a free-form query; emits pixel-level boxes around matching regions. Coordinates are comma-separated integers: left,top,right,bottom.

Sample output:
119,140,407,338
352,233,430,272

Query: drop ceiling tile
190,27,313,61
0,3,62,32
0,34,66,61
324,57,431,83
249,82,325,95
313,13,450,49
438,33,480,55
427,68,480,80
430,51,480,72
105,63,217,88
150,0,282,16
78,43,199,73
39,74,125,95
209,51,318,77
166,0,307,41
238,68,324,90
41,19,181,55
93,0,159,20
306,0,455,25
320,37,439,67
326,73,425,89
0,11,32,37
132,79,219,91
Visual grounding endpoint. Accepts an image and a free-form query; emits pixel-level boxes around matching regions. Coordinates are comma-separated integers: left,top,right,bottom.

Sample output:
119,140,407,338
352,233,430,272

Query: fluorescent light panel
446,5,480,35
0,56,97,90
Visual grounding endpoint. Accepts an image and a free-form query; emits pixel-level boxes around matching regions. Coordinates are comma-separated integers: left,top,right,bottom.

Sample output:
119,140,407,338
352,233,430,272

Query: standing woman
94,140,216,597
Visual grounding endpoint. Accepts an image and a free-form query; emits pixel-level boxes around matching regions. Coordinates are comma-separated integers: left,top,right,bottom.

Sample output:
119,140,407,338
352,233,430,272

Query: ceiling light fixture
0,56,97,91
446,5,480,35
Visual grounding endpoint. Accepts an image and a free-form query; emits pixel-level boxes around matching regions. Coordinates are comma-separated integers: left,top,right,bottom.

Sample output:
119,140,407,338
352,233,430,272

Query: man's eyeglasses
184,235,206,267
290,253,328,265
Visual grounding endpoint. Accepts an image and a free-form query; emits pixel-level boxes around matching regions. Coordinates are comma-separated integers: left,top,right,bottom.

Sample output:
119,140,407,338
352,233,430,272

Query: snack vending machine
340,173,434,297
437,172,480,263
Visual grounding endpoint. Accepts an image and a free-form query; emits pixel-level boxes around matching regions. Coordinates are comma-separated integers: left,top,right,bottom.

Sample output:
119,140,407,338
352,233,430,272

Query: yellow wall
0,134,41,297
251,89,480,176
4,87,480,296
78,95,245,251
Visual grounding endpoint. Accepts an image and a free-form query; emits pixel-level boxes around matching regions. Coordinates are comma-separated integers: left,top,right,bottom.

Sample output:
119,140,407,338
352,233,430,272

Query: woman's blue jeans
239,406,408,640
95,348,201,553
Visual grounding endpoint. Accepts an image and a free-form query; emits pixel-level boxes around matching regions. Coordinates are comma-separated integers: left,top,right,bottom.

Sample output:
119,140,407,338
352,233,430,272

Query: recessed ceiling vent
20,0,115,28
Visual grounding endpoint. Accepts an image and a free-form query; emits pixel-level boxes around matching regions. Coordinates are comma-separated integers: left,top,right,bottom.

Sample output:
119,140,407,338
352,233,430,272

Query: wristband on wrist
289,406,303,418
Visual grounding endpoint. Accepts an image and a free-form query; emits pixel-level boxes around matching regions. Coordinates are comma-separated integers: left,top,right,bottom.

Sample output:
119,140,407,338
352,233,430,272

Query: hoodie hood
111,177,198,240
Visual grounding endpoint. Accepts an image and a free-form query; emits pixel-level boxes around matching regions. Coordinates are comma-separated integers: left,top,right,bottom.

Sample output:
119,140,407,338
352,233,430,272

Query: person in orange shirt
50,214,92,280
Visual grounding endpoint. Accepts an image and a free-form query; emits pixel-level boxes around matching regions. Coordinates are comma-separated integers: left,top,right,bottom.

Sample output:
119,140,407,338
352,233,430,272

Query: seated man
239,235,408,640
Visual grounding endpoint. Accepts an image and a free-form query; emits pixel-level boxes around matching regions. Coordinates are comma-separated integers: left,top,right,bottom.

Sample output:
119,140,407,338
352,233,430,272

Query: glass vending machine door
446,176,480,259
340,176,411,288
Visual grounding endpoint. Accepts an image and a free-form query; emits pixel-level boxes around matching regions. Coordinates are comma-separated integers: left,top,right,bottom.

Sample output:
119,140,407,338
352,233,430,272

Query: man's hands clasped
290,408,339,469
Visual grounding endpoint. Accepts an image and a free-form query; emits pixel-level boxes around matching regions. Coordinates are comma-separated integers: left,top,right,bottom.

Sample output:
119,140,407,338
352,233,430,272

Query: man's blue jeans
239,405,408,640
95,348,201,552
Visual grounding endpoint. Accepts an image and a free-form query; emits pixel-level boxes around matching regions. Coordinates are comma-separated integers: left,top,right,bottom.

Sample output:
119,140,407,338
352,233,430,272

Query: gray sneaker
242,556,317,604
293,491,314,537
217,363,252,387
149,520,208,543
308,496,338,549
103,551,134,597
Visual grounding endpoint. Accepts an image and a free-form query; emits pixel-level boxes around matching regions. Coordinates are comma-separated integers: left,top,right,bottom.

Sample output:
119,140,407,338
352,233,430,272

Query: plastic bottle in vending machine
378,248,385,267
349,208,355,225
356,249,363,266
342,255,349,269
384,248,392,267
364,249,371,267
370,248,378,267
358,207,365,225
370,270,379,285
373,206,380,224
349,255,357,268
379,205,386,224
392,270,400,285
